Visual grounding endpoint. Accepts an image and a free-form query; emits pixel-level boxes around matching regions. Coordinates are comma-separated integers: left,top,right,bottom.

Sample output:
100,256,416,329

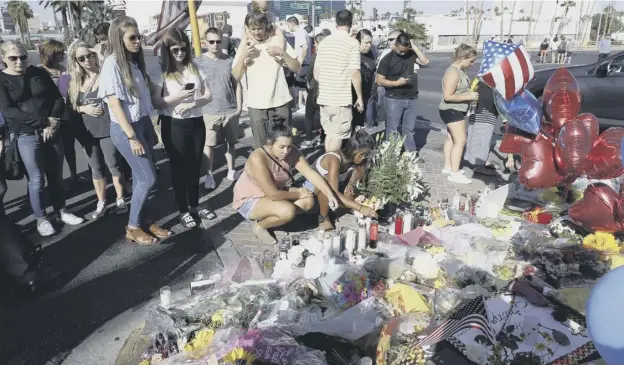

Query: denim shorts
238,197,260,220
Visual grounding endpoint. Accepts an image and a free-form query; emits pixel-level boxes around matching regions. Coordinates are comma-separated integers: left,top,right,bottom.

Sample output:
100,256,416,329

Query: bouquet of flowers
360,133,428,209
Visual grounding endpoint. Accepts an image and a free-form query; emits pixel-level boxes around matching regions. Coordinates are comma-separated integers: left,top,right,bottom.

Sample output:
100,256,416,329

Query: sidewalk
61,112,503,365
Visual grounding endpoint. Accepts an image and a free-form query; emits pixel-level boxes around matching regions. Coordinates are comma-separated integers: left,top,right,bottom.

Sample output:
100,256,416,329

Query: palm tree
391,19,427,41
605,2,616,35
403,7,416,22
80,1,113,44
508,0,517,38
7,0,33,46
222,11,230,25
384,11,391,20
40,1,85,41
556,0,577,35
322,10,333,20
499,0,504,41
526,0,535,45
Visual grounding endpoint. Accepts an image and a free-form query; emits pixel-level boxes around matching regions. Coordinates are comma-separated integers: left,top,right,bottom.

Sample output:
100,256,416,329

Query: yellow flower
184,329,215,352
211,312,225,327
222,347,256,364
583,232,619,255
425,246,445,255
139,361,150,365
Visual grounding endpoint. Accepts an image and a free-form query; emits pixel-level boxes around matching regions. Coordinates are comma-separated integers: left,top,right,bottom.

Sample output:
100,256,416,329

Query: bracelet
127,136,137,140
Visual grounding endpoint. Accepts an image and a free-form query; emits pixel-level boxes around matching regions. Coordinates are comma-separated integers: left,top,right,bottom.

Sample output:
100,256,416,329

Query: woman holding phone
151,28,213,229
99,16,170,245
68,41,127,219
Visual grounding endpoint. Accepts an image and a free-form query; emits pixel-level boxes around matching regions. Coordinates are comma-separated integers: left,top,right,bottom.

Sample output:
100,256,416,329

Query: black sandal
180,212,197,229
196,208,217,220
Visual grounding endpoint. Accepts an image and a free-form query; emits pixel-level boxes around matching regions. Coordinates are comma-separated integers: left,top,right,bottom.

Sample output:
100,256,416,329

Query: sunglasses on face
8,55,27,62
76,53,95,63
388,38,396,42
207,40,221,45
170,46,187,54
128,34,142,42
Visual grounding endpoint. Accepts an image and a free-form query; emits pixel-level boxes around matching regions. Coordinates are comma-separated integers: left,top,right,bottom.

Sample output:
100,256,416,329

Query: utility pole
311,0,315,33
188,0,201,56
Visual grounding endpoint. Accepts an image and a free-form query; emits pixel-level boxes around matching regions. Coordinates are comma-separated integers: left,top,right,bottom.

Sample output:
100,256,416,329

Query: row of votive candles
319,224,369,258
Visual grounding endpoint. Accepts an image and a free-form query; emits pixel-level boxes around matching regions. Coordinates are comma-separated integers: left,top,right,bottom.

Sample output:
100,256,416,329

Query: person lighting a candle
303,128,378,230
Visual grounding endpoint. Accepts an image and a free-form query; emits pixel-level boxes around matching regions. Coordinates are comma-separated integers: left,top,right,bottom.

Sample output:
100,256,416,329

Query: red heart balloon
500,125,554,154
577,113,600,144
519,141,565,189
569,184,622,232
554,120,592,175
586,127,624,179
546,88,582,133
542,68,581,111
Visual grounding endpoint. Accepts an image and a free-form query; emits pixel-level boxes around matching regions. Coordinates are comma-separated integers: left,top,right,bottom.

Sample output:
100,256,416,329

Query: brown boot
148,224,172,239
126,226,157,245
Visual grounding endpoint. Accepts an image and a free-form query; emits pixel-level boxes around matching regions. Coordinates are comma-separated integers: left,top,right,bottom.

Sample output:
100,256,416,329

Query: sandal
126,226,157,245
180,212,197,229
196,208,217,220
148,223,173,239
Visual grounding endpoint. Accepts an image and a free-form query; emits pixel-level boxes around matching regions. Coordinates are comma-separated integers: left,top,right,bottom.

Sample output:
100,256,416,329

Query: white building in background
27,14,43,33
196,0,248,38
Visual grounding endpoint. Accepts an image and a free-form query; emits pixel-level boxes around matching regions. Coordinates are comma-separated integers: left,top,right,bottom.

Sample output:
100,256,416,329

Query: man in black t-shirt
376,32,429,152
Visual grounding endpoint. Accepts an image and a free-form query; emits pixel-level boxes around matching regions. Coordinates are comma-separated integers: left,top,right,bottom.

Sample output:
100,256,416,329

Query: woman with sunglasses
99,16,171,245
39,39,89,189
305,128,378,230
0,41,84,236
151,28,213,229
67,41,128,219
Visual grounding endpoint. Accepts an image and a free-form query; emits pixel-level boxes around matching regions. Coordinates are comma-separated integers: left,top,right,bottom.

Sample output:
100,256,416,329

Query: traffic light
315,15,320,26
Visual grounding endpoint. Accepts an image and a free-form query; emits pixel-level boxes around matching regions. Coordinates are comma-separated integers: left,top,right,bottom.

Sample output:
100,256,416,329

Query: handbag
261,147,302,188
4,136,25,180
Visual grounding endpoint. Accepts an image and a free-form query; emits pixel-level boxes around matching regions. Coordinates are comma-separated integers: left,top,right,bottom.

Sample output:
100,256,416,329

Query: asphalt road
0,49,606,365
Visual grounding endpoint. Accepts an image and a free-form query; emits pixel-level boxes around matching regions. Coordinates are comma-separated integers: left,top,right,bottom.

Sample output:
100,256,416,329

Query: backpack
558,40,568,52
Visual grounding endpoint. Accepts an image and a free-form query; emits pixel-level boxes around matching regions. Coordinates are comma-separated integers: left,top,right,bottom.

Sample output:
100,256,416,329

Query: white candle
403,212,413,233
323,235,333,257
345,229,355,253
332,233,342,257
357,224,367,251
160,286,171,309
317,229,326,241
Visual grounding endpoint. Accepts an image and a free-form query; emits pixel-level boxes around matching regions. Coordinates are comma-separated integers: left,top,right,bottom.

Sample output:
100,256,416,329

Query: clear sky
9,0,624,24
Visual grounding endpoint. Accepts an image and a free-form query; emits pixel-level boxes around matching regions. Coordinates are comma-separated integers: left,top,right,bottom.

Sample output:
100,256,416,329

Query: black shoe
180,212,198,229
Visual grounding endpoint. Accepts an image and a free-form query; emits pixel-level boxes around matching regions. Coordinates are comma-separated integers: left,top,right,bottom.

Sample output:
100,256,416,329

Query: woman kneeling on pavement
309,128,378,230
232,119,339,244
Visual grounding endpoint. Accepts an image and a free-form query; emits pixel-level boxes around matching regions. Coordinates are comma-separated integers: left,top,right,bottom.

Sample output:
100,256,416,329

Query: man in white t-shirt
233,11,301,148
599,35,612,61
287,16,311,112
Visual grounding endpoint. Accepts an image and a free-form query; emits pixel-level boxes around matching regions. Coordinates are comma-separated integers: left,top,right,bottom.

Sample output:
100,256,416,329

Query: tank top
439,65,471,112
315,152,353,184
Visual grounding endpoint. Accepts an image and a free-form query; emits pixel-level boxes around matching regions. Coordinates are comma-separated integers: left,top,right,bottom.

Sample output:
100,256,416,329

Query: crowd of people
0,1,520,293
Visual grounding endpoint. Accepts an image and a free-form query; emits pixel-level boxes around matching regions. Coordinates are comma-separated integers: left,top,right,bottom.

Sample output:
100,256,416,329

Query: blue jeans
17,134,66,219
377,86,386,122
385,97,418,152
110,117,156,227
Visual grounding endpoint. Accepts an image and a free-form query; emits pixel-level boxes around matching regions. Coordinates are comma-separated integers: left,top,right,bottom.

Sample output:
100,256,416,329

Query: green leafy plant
360,133,427,209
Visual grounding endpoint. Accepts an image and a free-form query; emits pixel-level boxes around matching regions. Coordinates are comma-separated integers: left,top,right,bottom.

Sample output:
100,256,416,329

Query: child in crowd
306,128,378,230
243,0,285,55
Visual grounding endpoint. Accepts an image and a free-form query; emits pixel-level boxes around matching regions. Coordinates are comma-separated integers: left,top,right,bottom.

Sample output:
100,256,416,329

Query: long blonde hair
0,40,28,70
108,16,150,97
67,41,99,108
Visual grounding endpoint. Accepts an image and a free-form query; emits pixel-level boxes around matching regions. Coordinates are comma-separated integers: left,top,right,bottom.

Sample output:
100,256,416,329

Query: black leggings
61,120,91,177
160,116,206,213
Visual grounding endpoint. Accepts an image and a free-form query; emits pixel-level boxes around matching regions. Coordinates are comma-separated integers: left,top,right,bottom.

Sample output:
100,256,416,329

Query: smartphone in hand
184,83,195,90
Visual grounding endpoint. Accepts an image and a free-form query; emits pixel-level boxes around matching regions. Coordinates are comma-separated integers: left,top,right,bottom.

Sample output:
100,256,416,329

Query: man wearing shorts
314,10,364,152
197,28,243,189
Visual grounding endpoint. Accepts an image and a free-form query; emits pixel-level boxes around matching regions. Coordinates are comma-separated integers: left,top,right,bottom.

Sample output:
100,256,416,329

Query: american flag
416,296,496,347
478,40,535,101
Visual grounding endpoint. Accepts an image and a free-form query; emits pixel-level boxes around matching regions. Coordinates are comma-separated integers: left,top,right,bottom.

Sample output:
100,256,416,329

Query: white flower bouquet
359,133,428,210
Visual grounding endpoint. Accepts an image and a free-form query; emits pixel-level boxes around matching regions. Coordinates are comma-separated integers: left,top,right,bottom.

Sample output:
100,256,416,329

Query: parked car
527,51,624,128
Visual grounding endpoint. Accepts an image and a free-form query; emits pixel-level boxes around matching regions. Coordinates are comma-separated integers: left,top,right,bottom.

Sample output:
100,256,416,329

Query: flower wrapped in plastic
376,314,436,365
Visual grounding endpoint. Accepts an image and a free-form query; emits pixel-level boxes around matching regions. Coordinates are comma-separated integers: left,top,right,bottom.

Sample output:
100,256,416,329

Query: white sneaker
226,170,241,181
37,220,56,237
441,167,465,175
115,198,128,215
204,174,216,190
91,200,107,219
447,172,472,184
60,211,85,225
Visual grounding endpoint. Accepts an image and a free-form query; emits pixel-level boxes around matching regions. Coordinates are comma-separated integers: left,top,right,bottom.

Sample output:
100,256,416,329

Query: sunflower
583,232,619,255
183,329,215,352
222,347,256,365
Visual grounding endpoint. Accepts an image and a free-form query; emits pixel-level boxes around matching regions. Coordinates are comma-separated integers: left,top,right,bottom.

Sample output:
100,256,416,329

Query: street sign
291,3,310,10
